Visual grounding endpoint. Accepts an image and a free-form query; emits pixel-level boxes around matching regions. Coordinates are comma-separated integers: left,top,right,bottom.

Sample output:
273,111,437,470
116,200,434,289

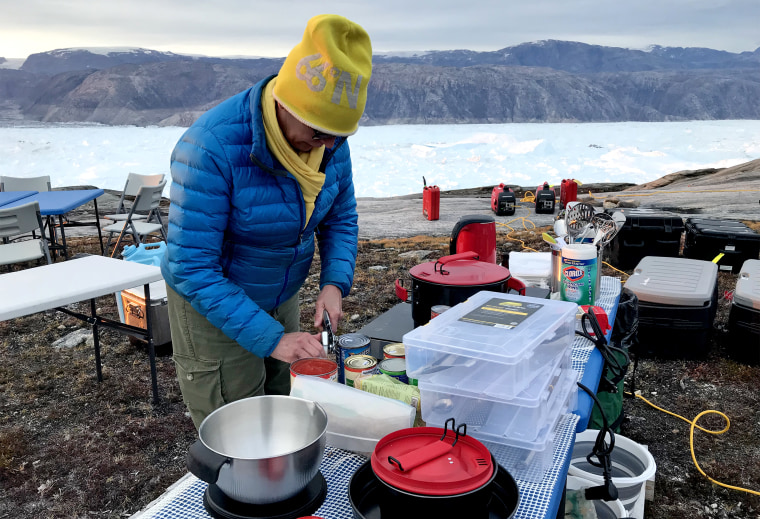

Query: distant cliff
1,41,759,127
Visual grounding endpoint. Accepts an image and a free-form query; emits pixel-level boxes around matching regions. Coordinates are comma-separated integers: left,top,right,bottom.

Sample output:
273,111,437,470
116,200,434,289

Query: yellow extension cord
626,391,760,496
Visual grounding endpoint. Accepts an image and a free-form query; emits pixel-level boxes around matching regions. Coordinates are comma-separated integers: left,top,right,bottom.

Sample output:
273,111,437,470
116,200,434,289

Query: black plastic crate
624,257,718,358
683,218,760,274
728,259,760,364
605,208,684,270
729,304,760,364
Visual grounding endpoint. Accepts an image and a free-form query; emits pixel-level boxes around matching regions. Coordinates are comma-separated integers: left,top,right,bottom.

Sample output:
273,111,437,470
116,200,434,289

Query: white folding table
0,255,165,403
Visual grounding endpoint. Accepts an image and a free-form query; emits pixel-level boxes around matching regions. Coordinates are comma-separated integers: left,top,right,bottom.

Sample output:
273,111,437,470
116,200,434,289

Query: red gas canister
560,179,578,209
422,176,440,221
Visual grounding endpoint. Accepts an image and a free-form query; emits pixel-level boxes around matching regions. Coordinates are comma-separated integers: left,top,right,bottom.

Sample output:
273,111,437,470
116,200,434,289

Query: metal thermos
550,248,562,293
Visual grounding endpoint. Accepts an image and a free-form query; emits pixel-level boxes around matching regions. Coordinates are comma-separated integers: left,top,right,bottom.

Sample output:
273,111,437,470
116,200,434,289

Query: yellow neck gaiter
262,79,325,228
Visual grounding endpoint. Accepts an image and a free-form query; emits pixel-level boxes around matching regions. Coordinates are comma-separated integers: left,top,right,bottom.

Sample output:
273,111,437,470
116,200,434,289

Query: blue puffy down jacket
161,76,358,358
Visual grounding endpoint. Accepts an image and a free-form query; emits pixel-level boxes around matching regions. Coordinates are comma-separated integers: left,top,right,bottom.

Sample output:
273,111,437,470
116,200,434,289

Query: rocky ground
1,166,760,518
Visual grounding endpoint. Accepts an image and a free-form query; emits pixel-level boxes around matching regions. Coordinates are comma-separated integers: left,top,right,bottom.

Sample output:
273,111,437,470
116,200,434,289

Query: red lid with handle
409,251,511,287
370,419,494,496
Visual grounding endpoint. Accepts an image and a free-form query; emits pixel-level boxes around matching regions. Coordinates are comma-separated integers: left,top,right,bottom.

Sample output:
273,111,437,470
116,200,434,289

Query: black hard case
728,259,760,364
605,208,684,270
623,257,718,358
683,218,760,274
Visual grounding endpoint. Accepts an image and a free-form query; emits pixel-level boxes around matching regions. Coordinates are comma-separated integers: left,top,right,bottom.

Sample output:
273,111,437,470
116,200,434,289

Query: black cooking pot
348,419,519,519
395,251,512,327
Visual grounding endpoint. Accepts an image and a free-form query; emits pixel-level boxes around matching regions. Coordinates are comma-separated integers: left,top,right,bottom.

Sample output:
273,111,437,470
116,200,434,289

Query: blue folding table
0,189,105,258
0,190,37,207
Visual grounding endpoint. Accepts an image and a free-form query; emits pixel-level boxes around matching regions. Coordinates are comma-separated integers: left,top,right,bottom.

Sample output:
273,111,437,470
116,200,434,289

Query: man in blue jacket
161,14,372,428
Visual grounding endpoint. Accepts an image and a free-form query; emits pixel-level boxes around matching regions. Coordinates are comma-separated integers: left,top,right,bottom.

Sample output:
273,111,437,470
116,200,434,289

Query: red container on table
422,178,440,221
449,215,497,263
560,179,578,209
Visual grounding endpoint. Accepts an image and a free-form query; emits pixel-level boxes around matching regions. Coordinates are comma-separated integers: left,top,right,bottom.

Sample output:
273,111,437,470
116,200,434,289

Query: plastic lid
410,252,510,287
734,259,760,310
624,256,717,306
370,424,494,496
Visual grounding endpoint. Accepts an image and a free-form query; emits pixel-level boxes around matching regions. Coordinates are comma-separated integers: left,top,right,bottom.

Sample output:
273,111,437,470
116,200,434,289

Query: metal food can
378,357,408,384
336,333,371,384
430,305,451,319
382,342,405,359
289,357,339,387
344,355,378,387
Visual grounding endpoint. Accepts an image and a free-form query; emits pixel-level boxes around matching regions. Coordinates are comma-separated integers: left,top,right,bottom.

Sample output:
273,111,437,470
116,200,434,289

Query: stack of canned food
334,335,417,387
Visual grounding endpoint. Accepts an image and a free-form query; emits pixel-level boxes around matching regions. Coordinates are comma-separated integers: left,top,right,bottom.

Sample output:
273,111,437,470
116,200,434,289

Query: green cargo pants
166,285,298,429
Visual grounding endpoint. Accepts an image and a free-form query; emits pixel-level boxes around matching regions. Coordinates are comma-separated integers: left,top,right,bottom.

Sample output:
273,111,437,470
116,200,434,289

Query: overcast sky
2,0,759,59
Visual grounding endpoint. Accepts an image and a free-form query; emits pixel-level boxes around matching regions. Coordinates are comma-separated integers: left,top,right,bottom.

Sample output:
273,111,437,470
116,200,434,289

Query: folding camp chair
0,175,52,193
102,181,167,257
0,201,52,269
104,172,165,222
0,175,53,239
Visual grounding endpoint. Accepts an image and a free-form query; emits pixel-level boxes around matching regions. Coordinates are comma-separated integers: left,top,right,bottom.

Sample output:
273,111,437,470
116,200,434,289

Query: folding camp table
0,189,106,258
132,278,623,519
0,190,38,207
0,255,165,403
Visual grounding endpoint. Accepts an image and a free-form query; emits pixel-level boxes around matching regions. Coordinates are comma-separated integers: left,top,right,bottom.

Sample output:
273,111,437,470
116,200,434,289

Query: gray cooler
624,256,718,358
728,259,760,364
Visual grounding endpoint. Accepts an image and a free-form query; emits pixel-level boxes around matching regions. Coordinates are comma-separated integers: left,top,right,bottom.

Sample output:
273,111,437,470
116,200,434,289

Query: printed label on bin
458,297,543,328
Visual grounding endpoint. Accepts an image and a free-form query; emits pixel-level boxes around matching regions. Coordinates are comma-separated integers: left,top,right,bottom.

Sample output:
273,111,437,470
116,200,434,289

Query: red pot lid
370,424,494,496
409,251,510,287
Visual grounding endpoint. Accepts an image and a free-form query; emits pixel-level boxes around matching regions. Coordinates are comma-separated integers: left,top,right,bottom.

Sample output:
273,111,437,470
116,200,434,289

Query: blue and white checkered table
133,277,622,519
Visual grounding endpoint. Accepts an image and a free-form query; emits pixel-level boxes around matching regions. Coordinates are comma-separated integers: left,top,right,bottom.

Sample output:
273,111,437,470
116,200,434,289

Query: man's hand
314,284,343,332
270,332,326,363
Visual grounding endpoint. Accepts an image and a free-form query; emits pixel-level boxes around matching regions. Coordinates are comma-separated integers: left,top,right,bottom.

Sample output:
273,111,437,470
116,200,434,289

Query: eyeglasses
311,128,337,141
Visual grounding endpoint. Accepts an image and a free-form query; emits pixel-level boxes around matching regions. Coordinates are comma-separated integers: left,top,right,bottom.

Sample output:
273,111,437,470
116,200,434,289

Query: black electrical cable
577,382,619,502
576,309,629,392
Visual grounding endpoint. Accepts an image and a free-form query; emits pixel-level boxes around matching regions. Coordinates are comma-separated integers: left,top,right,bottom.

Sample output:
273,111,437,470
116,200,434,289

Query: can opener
321,309,336,355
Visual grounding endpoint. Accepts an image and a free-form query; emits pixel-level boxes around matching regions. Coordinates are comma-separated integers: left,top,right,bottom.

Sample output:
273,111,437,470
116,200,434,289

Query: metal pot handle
435,251,480,274
187,439,229,484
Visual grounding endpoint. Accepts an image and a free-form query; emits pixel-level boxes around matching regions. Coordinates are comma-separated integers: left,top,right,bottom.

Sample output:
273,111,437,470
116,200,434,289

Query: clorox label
563,266,585,281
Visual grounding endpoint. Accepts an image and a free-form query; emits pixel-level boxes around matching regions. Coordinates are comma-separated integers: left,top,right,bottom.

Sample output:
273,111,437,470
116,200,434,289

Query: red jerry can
560,179,578,209
422,176,440,221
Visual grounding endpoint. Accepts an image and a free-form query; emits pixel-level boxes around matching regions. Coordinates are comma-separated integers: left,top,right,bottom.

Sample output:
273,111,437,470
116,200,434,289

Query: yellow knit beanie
273,14,372,137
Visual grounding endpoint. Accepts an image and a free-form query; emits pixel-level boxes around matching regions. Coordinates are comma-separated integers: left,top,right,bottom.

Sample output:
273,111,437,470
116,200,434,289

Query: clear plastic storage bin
403,291,577,399
420,360,577,443
477,414,565,483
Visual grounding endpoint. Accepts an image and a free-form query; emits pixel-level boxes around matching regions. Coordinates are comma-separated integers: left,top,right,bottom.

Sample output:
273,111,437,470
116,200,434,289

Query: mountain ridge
1,40,759,127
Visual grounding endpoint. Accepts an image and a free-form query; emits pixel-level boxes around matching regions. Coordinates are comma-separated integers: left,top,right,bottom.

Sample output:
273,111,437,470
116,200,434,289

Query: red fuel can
560,179,578,209
423,181,440,221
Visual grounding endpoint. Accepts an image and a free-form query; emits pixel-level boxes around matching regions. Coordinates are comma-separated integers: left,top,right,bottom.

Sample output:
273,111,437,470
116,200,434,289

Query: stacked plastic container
402,291,579,482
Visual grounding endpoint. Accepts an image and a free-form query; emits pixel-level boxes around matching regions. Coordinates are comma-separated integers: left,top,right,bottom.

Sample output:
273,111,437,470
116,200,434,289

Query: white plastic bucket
569,429,656,515
566,475,627,519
